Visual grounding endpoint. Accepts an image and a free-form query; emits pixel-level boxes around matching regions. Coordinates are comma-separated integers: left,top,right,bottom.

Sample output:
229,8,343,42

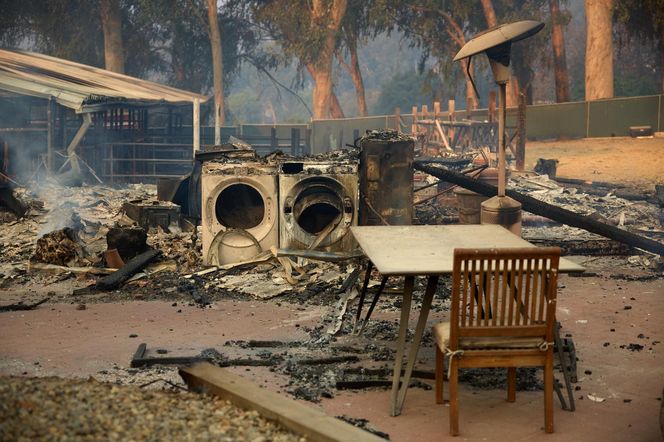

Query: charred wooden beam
526,238,633,256
130,343,211,368
0,297,49,312
413,161,664,256
297,355,360,366
95,249,161,290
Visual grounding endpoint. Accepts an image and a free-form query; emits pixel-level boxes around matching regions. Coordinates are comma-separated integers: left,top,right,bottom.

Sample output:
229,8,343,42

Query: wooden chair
433,247,561,436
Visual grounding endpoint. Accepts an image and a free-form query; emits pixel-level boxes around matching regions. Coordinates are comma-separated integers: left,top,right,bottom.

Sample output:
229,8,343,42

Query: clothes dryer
201,161,278,265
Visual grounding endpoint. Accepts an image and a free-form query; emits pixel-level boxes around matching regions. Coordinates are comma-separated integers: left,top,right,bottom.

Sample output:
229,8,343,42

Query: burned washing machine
279,159,359,253
201,160,278,265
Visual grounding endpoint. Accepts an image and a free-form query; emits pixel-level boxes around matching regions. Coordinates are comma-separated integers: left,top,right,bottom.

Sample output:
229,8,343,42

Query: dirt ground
1,136,663,441
526,136,664,191
1,257,662,441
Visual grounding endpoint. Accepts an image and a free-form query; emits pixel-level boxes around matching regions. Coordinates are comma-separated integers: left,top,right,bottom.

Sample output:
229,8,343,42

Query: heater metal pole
498,82,507,197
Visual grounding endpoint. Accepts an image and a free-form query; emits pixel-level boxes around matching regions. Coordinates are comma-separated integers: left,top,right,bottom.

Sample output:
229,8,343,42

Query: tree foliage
0,0,661,122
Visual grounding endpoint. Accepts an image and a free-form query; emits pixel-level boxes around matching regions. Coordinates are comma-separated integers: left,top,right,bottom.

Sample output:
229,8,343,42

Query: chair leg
449,357,460,436
544,354,554,433
507,367,516,402
435,346,444,404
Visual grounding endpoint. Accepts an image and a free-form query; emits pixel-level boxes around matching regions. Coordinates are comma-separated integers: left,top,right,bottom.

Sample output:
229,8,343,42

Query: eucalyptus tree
252,0,349,119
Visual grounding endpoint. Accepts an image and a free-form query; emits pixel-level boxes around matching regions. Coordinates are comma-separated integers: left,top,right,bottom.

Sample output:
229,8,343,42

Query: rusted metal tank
454,167,501,224
359,131,414,226
480,195,522,236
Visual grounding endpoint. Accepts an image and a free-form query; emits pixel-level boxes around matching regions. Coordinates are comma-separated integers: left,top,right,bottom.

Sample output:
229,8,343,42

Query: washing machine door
282,176,354,249
205,178,276,265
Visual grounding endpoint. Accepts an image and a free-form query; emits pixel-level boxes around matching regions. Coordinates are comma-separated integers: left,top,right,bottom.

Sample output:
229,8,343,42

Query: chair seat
433,322,546,351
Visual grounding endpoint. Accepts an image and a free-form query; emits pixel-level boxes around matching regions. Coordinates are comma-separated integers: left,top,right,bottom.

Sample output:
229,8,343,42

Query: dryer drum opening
292,185,343,235
215,183,265,229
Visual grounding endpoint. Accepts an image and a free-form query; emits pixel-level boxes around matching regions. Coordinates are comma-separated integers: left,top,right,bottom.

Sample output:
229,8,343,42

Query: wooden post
422,104,429,119
516,91,527,171
411,105,418,136
394,106,401,132
433,101,440,119
193,98,200,153
46,98,54,173
489,91,496,123
65,113,92,175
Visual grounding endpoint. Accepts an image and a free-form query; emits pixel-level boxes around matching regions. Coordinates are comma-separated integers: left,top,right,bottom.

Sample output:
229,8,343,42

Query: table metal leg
353,260,373,333
554,321,576,411
394,275,439,415
358,276,388,334
391,276,414,416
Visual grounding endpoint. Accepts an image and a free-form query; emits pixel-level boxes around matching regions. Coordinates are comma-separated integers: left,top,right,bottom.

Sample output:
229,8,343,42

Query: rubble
32,228,83,266
106,227,148,261
0,181,203,292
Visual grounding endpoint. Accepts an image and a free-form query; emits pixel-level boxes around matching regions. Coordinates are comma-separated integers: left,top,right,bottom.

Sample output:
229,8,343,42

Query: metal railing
97,142,194,183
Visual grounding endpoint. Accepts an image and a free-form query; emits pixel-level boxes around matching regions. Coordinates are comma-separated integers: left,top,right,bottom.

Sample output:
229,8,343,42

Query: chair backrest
449,247,561,348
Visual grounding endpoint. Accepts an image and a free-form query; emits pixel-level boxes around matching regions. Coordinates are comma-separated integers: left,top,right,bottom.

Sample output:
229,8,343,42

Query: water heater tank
359,131,414,226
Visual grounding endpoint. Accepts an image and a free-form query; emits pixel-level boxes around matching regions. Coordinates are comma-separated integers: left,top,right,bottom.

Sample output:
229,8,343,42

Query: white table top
351,224,585,276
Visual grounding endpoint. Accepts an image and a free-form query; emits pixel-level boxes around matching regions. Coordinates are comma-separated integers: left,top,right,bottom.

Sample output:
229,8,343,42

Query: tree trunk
347,42,367,116
99,0,124,73
330,91,346,118
206,0,225,142
480,0,519,106
311,67,332,119
550,0,570,102
337,44,366,116
480,0,498,28
585,0,614,100
442,13,477,112
265,97,277,125
307,63,345,119
310,0,348,119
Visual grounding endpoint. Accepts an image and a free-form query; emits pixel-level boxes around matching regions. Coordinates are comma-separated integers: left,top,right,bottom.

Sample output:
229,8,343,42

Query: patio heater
453,20,544,235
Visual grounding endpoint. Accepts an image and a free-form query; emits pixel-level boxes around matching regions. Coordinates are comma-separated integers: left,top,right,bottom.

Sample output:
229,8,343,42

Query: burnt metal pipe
414,161,664,257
